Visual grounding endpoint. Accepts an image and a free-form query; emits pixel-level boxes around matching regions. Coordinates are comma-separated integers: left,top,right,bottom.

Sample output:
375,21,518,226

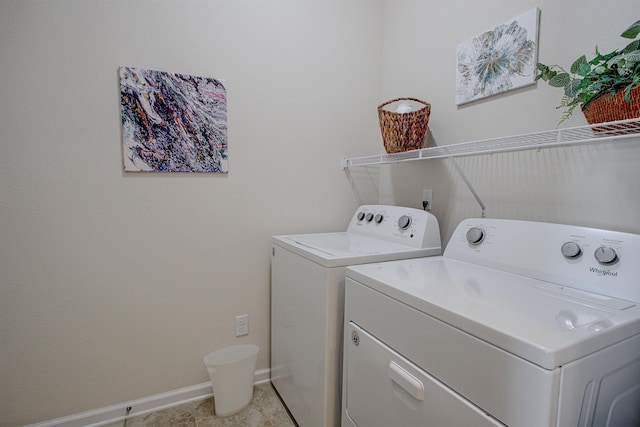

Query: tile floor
103,383,296,427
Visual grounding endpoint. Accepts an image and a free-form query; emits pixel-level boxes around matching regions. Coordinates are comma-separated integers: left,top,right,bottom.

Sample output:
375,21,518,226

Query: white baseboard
25,368,271,427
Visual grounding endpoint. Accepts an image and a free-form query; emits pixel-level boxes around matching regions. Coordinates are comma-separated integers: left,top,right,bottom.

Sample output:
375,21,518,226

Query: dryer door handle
388,361,424,401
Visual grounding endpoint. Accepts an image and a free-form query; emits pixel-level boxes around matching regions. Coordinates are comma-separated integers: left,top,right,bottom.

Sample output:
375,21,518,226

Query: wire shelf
342,118,640,168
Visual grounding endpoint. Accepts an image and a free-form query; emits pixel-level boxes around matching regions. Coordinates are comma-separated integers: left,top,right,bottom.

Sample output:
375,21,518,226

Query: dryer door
343,322,503,427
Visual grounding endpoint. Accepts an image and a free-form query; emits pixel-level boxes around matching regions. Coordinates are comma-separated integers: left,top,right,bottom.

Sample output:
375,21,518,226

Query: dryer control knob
357,212,365,221
561,242,582,259
398,215,412,230
366,213,374,222
466,227,485,245
374,214,384,224
594,246,618,265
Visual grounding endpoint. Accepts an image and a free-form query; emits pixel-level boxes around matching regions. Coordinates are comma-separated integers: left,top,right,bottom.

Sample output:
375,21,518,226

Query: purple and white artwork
456,8,539,105
119,66,228,173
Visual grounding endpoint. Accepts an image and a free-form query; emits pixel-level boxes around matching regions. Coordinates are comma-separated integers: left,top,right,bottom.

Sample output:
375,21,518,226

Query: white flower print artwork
456,8,539,105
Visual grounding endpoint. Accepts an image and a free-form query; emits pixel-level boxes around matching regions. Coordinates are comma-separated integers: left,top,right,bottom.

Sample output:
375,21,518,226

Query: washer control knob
561,242,582,259
365,213,374,222
466,227,485,245
357,212,365,221
594,246,618,265
374,214,384,224
398,215,412,230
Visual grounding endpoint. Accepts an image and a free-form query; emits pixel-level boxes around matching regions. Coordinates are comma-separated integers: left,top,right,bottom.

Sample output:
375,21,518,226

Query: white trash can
203,344,259,417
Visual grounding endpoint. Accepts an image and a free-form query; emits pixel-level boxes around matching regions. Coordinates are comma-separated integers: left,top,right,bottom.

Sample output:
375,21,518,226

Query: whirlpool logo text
589,267,618,277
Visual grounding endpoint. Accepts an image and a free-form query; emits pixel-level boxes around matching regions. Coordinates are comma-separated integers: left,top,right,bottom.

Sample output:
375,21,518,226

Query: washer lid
346,257,640,370
273,232,440,267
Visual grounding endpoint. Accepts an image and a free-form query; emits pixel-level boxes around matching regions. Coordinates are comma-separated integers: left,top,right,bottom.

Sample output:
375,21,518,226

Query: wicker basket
378,98,431,153
582,84,640,125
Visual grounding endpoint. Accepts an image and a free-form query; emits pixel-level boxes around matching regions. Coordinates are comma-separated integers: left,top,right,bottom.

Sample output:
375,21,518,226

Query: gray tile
108,405,196,427
104,383,295,427
195,383,295,427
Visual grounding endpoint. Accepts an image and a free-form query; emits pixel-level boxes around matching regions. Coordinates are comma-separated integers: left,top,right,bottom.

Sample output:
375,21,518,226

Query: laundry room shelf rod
341,118,640,169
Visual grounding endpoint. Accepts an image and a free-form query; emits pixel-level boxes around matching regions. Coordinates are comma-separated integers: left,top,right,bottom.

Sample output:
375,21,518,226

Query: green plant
536,19,640,124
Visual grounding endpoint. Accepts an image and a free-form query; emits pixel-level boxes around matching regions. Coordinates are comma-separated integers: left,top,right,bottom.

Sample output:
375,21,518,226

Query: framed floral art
456,8,540,105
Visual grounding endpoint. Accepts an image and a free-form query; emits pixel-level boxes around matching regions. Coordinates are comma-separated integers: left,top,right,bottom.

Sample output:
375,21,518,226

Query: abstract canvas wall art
119,66,228,173
456,8,539,105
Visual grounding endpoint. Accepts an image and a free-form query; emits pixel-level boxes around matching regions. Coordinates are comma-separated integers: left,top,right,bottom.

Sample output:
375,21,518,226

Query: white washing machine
343,218,640,427
271,205,442,427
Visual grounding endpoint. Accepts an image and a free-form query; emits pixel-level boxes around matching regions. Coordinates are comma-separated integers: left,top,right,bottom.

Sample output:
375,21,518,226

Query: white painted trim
254,367,271,385
25,368,271,427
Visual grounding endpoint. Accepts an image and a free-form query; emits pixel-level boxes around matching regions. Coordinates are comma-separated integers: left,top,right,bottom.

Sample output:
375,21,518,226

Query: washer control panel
347,205,441,250
445,218,640,303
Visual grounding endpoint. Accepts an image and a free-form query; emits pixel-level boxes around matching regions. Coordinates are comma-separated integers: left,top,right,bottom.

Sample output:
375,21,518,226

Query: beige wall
2,1,640,426
373,0,640,241
0,1,382,425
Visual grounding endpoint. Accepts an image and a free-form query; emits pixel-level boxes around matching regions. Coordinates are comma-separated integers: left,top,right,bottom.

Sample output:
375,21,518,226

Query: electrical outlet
235,314,248,337
422,189,433,211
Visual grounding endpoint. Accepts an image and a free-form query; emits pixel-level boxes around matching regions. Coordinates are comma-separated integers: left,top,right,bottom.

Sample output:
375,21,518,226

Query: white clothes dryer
271,205,442,427
342,218,640,427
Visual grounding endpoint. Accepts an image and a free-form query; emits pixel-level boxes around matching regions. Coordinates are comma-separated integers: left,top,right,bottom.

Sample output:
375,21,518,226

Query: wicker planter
378,98,431,153
582,84,640,125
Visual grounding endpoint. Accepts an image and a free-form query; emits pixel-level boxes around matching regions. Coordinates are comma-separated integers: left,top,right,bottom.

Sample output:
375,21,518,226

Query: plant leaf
621,20,640,39
607,55,626,67
536,63,549,72
564,79,582,98
593,65,607,74
625,50,640,62
570,55,588,74
558,104,578,126
549,72,570,87
623,40,640,54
